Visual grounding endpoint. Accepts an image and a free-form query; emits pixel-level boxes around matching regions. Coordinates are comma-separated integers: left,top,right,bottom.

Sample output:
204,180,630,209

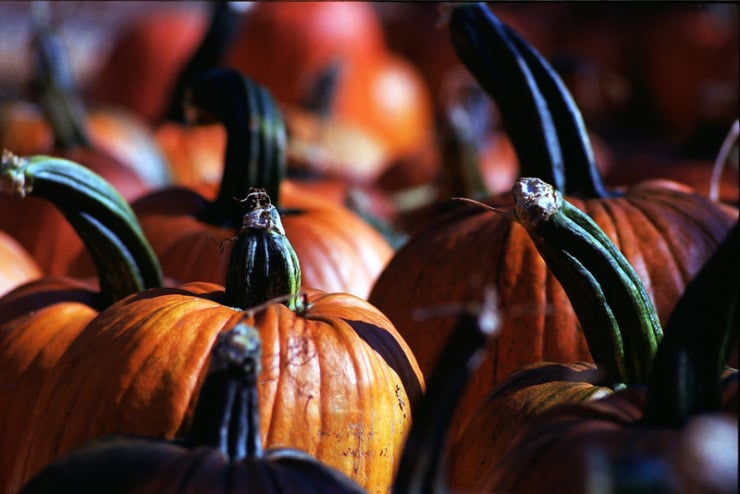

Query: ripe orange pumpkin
86,6,209,125
10,190,423,494
0,230,42,297
0,152,163,493
130,69,393,298
18,323,368,494
224,1,387,107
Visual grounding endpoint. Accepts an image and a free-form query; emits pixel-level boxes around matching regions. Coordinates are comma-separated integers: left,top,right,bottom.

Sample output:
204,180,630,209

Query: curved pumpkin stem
643,222,739,427
448,3,564,192
30,2,91,150
393,288,499,493
223,188,302,311
164,2,243,123
509,177,662,385
0,150,162,305
186,322,264,460
186,68,286,227
447,3,610,199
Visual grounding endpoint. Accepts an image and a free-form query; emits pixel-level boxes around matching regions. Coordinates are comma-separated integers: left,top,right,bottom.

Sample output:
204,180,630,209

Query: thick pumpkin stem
223,188,302,311
0,150,162,305
511,177,662,385
642,222,739,428
186,68,286,227
448,3,609,198
185,323,264,460
164,2,243,123
393,288,499,493
30,3,91,150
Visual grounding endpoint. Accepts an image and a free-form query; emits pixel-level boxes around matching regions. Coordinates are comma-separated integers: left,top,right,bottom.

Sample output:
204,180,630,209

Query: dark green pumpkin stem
509,177,662,385
642,222,739,428
393,289,499,493
186,323,264,460
185,68,286,228
30,2,91,150
223,188,302,311
448,3,564,192
164,2,243,123
448,3,610,198
501,22,609,198
0,150,162,306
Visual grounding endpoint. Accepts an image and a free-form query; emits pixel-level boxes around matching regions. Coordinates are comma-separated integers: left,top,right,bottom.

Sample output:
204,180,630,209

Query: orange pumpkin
130,69,393,298
10,190,423,494
0,230,42,297
224,1,386,107
86,6,209,125
18,323,368,494
0,152,163,493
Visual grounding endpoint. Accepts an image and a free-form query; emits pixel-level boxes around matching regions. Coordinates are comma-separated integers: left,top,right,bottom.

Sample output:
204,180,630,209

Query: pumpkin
0,230,42,297
19,323,367,494
368,2,737,442
0,13,169,276
0,152,163,492
446,177,663,490
223,2,386,109
9,189,423,494
480,220,739,493
130,68,393,298
0,10,170,191
85,5,209,125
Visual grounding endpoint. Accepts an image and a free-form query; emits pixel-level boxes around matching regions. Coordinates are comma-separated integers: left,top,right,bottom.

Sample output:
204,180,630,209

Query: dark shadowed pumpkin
368,2,737,443
480,221,739,493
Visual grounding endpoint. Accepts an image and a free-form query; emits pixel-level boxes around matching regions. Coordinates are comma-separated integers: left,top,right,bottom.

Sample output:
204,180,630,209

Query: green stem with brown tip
511,177,662,385
223,188,302,311
0,150,162,306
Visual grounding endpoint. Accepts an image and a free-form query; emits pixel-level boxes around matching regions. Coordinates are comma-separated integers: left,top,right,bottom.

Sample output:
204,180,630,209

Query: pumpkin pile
0,2,737,493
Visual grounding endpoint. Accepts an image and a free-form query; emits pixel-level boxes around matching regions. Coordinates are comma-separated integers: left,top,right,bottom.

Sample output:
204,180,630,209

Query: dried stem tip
513,177,562,228
238,188,285,235
0,149,31,197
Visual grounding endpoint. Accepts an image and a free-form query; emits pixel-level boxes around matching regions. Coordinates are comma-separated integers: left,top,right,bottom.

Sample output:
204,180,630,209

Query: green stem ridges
30,2,92,150
186,68,286,228
448,3,610,198
223,188,302,312
185,322,264,460
393,289,499,493
511,177,662,386
642,222,739,427
0,150,162,306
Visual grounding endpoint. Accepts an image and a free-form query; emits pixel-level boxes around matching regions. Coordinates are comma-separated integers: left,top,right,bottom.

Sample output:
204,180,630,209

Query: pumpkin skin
130,182,393,298
0,153,163,493
224,2,387,108
9,283,424,494
480,383,737,493
86,7,209,125
0,230,42,297
18,323,367,494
